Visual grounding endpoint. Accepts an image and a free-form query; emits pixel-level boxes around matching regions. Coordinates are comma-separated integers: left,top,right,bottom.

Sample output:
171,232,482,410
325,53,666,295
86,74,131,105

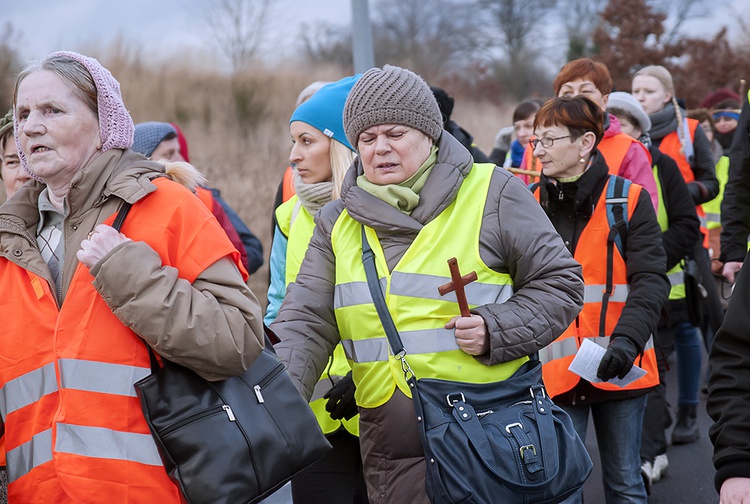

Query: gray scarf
294,176,333,214
648,102,680,141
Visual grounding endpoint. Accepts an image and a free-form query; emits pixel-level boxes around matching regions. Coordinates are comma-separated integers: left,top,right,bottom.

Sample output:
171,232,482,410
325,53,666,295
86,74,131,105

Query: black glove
324,371,358,420
597,337,638,381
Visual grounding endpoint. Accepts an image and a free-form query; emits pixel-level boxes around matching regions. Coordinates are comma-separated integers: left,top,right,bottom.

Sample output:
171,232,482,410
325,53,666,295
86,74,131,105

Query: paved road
584,347,719,503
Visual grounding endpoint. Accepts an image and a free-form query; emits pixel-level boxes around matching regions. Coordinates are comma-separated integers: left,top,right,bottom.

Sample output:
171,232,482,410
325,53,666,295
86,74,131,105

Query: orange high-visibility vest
658,117,709,247
0,177,242,503
282,165,296,203
533,176,659,398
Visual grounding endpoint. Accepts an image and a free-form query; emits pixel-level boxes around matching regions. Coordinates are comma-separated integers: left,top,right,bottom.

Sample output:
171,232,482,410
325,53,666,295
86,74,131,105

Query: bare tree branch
201,0,270,73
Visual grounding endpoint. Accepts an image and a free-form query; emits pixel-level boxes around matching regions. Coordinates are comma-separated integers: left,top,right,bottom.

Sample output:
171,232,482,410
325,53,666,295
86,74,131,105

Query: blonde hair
329,139,356,200
634,65,689,158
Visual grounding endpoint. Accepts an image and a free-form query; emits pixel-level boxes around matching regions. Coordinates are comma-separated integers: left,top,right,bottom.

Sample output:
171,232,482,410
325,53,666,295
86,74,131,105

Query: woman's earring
579,157,585,164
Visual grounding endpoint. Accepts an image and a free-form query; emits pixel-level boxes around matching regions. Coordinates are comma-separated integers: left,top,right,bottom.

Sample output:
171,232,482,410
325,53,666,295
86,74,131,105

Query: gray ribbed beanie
343,65,443,149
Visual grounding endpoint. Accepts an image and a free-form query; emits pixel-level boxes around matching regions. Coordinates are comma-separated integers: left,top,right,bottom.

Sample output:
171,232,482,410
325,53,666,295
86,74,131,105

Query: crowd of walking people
0,47,748,504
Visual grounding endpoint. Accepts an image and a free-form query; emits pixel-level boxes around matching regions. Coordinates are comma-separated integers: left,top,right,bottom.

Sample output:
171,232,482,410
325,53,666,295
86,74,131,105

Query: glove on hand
494,126,515,152
597,337,638,381
324,371,358,420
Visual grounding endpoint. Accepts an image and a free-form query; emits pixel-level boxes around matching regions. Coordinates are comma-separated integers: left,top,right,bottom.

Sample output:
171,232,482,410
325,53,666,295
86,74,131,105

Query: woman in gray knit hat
271,65,585,503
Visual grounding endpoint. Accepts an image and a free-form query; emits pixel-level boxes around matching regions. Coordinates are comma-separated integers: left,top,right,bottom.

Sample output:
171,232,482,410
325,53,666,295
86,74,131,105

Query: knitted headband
14,51,134,178
343,65,443,149
290,75,361,151
713,110,740,122
133,122,178,158
607,92,652,133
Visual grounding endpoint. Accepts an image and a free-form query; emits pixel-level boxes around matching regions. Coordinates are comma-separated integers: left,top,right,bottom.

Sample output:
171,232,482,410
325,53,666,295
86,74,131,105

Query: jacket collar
340,131,473,234
0,149,165,236
539,151,610,218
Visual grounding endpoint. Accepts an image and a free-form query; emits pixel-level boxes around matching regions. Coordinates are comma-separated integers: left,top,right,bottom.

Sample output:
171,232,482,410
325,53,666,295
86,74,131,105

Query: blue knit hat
133,121,177,157
290,75,361,151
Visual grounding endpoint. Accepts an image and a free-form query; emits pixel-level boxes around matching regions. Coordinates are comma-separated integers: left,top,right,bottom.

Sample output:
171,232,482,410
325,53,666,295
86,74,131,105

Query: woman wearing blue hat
265,75,368,504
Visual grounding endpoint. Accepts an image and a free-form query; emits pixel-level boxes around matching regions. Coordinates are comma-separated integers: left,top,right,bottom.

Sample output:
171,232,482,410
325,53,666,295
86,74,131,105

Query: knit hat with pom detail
343,65,443,149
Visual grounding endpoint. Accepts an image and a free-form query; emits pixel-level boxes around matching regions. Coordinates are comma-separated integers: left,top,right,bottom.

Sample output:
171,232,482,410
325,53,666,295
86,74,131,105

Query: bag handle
112,202,132,232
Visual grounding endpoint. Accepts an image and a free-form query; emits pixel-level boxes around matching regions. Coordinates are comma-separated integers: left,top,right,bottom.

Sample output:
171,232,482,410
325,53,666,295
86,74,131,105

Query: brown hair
512,99,544,123
534,96,605,148
687,108,715,135
553,58,613,97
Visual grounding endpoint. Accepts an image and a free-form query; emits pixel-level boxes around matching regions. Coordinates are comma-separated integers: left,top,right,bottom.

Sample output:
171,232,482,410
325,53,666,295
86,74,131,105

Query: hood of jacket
603,112,620,139
339,131,473,235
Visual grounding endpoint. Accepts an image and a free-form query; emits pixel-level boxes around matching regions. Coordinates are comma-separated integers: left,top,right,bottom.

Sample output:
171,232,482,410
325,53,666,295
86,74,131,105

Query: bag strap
109,201,161,371
361,226,406,358
112,202,132,232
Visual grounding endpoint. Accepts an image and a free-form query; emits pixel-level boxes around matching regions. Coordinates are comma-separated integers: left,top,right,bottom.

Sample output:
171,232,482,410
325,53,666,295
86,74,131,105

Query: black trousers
291,429,369,504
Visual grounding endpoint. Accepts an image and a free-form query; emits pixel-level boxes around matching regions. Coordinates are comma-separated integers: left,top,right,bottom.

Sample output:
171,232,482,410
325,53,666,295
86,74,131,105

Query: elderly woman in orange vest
0,51,265,503
531,95,669,504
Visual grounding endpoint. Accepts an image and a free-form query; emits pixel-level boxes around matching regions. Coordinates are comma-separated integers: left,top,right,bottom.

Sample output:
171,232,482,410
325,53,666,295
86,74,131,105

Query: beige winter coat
0,149,264,381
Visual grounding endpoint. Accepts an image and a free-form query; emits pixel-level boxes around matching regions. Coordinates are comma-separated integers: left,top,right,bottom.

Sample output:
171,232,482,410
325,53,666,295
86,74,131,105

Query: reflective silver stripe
342,328,462,363
400,328,461,354
59,359,151,397
667,271,684,287
705,212,720,224
538,338,580,363
0,363,58,418
699,215,708,228
607,197,629,204
334,278,386,309
539,335,654,364
6,429,53,483
56,423,163,467
390,271,513,306
341,339,390,363
584,284,629,303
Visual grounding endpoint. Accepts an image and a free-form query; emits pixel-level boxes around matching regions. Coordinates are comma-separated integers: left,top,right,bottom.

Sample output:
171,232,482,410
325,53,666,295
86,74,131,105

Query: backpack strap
605,175,630,259
601,175,630,335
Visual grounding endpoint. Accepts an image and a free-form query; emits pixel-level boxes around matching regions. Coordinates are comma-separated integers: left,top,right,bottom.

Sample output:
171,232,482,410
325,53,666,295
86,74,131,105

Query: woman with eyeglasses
530,95,670,504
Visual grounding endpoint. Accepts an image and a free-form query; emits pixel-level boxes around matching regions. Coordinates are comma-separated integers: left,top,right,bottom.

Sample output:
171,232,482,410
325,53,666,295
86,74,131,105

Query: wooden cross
437,257,477,317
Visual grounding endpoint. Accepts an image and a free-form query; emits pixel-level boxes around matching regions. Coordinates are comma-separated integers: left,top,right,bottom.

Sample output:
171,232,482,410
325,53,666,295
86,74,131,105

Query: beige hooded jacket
0,149,264,381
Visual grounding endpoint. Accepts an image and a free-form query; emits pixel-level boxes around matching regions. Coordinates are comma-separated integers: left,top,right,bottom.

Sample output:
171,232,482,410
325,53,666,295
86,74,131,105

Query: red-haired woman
530,95,670,503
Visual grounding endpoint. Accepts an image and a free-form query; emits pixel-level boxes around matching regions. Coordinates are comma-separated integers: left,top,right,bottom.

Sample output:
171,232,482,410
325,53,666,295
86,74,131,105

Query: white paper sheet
567,338,647,388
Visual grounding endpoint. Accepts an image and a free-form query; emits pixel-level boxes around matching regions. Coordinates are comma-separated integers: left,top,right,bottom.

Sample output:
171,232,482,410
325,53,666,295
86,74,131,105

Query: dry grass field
5,50,513,308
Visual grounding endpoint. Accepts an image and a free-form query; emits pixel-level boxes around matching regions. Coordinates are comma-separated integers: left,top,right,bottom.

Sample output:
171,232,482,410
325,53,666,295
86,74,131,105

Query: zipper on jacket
253,363,285,404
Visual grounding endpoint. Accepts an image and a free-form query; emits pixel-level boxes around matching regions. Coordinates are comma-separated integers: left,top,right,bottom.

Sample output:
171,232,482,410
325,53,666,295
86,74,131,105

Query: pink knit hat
14,51,134,178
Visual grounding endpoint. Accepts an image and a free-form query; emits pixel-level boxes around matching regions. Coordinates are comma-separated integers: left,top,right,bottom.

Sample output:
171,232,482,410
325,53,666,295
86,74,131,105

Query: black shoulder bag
112,202,331,504
361,227,592,504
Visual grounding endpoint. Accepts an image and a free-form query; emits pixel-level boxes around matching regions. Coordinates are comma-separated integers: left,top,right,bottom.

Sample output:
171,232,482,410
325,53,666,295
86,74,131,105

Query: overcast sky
4,0,747,70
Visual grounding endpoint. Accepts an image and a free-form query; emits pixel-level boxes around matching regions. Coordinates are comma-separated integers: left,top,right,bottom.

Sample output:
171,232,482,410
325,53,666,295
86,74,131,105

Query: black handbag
112,203,331,504
684,242,724,335
361,228,592,504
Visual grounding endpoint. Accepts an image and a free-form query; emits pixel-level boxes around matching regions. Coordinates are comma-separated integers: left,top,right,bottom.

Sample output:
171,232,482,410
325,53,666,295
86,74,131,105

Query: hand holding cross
438,257,477,317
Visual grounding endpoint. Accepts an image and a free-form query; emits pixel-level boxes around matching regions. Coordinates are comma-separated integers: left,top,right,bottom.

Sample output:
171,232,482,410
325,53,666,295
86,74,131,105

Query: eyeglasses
528,135,570,149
